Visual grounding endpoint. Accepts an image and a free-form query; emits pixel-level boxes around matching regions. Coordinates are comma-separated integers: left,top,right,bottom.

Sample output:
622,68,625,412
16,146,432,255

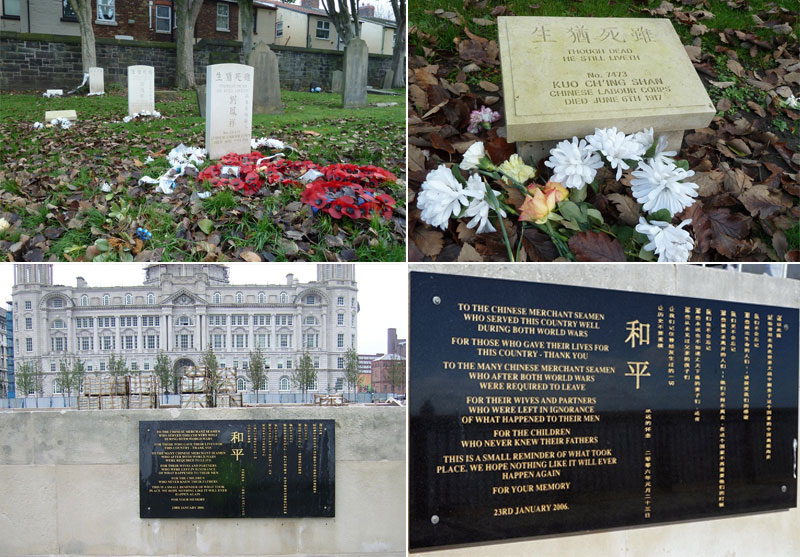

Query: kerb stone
342,38,368,109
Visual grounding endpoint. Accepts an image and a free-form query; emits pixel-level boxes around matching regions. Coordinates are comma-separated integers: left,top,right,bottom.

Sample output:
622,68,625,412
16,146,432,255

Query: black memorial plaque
139,420,334,518
409,272,799,549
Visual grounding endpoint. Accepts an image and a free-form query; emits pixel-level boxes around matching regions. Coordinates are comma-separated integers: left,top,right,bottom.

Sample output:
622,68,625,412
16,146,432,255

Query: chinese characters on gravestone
498,17,716,160
127,65,155,115
205,64,254,160
88,67,104,95
409,272,798,549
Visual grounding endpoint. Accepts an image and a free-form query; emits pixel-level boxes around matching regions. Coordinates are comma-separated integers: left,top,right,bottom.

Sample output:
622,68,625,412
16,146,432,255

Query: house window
25,317,31,330
337,296,344,306
337,356,344,369
337,333,344,348
102,294,110,306
53,380,63,395
237,377,246,391
3,0,20,18
25,300,31,310
147,293,155,304
315,20,330,40
258,292,265,304
124,293,132,305
280,292,288,303
213,292,221,304
279,376,290,391
80,295,88,306
155,5,171,33
337,313,344,326
26,338,32,352
276,19,283,37
216,2,229,31
97,0,115,22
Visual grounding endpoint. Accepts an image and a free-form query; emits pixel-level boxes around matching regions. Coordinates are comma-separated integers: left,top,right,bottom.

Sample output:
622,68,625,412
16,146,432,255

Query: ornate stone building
11,263,358,396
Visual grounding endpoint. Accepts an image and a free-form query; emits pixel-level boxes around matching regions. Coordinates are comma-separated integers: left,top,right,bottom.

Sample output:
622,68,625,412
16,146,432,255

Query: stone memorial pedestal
127,65,155,115
342,38,368,109
498,16,715,161
205,63,254,160
248,42,283,115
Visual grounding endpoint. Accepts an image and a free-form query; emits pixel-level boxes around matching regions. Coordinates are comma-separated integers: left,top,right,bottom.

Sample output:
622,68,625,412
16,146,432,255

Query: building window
276,19,283,37
231,315,248,326
143,361,150,371
80,295,88,306
51,319,66,329
213,292,221,304
235,291,243,304
216,2,229,31
351,297,355,308
101,336,114,350
61,0,78,20
25,300,31,310
258,292,265,304
124,293,132,305
79,337,92,351
306,295,315,305
351,313,356,327
304,316,317,325
313,357,319,369
337,356,344,369
51,362,57,372
99,361,106,371
303,333,318,349
315,20,330,39
255,334,269,349
276,314,292,326
237,377,246,392
52,297,63,308
279,376,290,391
155,4,171,33
25,317,32,330
145,335,159,350
335,377,344,391
53,380,63,395
233,359,239,369
280,292,288,304
102,294,110,306
142,316,159,327
337,333,344,348
337,296,344,306
51,337,66,352
130,361,138,371
234,334,247,349
278,334,291,348
176,316,193,326
337,313,344,326
123,336,136,350
120,316,137,327
147,293,155,304
3,0,20,18
212,334,225,349
98,317,115,328
26,338,32,352
253,314,270,326
97,0,115,22
209,315,226,326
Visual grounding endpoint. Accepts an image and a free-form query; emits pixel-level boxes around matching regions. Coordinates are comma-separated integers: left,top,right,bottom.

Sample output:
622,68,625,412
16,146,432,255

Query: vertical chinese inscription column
127,65,155,115
205,64,254,160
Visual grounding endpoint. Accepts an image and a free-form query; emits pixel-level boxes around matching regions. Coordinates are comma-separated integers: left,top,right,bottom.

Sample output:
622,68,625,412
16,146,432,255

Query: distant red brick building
371,353,405,395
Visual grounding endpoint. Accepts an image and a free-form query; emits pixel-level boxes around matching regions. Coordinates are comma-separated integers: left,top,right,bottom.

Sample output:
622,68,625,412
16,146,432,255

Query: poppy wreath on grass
197,152,398,220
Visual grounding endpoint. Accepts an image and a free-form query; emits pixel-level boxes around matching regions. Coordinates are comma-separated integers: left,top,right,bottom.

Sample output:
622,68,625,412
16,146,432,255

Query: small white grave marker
45,89,63,96
45,110,77,122
88,67,104,94
127,65,155,115
205,63,254,160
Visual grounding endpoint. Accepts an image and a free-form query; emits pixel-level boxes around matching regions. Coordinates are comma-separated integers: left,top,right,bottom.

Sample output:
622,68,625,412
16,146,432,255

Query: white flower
631,158,698,215
144,156,154,164
459,141,486,171
635,217,694,262
251,137,286,150
0,218,9,233
633,129,678,165
586,127,643,180
122,116,133,123
784,94,799,109
417,165,480,230
462,174,506,233
168,144,206,167
152,110,162,118
544,137,603,189
49,117,72,129
33,122,44,130
196,191,212,199
100,182,112,193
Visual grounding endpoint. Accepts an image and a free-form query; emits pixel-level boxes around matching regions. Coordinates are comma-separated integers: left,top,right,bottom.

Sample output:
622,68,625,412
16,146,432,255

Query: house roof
374,353,404,362
262,1,327,17
360,16,397,29
254,1,278,10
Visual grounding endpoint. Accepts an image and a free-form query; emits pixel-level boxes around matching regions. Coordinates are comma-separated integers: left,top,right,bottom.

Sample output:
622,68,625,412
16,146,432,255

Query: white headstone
127,65,155,115
88,67,104,94
45,89,63,96
205,63,254,160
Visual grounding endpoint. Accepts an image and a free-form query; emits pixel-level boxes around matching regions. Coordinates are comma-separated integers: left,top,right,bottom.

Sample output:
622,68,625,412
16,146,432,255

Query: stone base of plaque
517,129,685,165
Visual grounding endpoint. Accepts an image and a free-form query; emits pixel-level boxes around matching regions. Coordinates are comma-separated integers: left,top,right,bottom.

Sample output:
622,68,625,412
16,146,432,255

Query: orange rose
519,181,569,224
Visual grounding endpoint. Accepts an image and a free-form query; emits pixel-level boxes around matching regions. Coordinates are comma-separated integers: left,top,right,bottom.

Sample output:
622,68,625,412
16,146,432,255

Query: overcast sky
0,264,407,355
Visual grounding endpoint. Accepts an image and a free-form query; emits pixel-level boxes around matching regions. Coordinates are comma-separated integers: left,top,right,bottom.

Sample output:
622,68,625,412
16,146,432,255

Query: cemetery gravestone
45,89,63,96
331,70,343,94
248,43,284,115
196,85,206,118
88,67,104,95
498,17,716,161
382,69,394,90
342,38,368,109
205,63,254,160
127,65,155,115
44,110,77,122
409,272,799,549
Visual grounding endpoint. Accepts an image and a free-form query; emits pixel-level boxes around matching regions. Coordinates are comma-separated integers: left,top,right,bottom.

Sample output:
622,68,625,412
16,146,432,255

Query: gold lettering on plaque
231,431,244,444
625,361,650,389
232,448,244,461
625,320,650,348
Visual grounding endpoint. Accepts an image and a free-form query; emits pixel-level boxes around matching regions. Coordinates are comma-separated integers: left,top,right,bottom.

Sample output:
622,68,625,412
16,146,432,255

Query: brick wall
0,33,392,91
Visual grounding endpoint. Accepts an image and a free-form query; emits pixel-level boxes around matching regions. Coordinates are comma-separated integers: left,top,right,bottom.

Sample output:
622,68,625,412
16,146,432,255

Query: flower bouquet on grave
417,125,700,262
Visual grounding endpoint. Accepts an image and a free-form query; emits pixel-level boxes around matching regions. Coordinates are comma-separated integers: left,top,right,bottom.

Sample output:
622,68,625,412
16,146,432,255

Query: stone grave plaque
88,67,104,94
409,272,798,549
205,63,254,160
140,419,335,518
498,17,715,154
45,110,77,122
127,65,155,115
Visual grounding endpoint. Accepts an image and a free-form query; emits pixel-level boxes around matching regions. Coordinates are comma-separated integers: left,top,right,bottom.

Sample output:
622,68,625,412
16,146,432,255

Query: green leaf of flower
198,219,214,235
638,245,656,261
558,201,584,223
675,159,690,171
647,209,672,223
587,208,604,224
94,238,109,252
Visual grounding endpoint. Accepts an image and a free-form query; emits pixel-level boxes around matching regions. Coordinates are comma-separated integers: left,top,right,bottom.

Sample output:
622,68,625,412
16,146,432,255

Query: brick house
0,0,239,42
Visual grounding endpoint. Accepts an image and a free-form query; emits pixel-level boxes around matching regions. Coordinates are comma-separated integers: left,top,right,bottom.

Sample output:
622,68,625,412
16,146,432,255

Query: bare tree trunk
322,0,357,45
175,0,204,89
69,0,96,72
390,0,405,89
239,0,255,61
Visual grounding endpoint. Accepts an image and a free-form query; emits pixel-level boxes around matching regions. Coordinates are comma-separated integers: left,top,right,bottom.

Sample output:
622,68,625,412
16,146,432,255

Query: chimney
76,277,87,287
387,328,397,354
358,5,375,17
301,0,320,9
286,273,294,285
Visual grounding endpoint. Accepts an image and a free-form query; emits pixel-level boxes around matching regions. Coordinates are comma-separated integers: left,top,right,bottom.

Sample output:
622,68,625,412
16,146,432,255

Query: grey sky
0,263,407,355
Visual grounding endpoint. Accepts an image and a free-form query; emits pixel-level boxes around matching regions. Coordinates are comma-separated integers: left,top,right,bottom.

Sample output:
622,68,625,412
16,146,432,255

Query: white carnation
635,217,694,262
586,127,643,180
459,141,486,171
631,159,698,215
417,165,480,230
544,137,603,189
462,174,506,234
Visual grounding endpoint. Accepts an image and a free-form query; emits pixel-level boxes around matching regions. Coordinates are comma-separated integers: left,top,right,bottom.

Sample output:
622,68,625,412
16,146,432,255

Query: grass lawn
0,88,406,262
409,0,800,261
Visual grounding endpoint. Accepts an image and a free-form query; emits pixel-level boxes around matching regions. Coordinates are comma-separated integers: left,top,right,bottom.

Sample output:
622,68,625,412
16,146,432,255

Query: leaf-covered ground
409,0,800,261
0,88,406,261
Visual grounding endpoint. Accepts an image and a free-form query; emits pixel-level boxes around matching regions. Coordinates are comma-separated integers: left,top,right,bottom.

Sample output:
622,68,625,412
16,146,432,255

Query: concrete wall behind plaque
0,407,405,556
408,263,800,557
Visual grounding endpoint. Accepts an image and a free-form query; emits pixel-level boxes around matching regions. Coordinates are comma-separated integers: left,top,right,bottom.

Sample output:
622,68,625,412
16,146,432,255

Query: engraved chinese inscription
139,420,334,518
409,273,798,549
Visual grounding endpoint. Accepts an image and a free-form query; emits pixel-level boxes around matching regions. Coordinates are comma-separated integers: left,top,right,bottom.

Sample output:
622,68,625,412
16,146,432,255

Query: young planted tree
71,358,86,397
107,354,128,394
67,0,97,72
343,347,360,402
386,357,405,394
57,359,72,401
247,348,267,404
292,351,317,403
389,0,405,88
174,0,205,88
201,347,221,407
154,352,172,396
321,0,361,44
15,361,37,400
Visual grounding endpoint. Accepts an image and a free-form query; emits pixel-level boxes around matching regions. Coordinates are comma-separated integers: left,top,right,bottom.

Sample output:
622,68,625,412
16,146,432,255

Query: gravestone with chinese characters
88,67,104,94
205,63,254,160
127,65,155,115
409,272,799,549
248,42,283,115
342,38,368,109
331,70,343,93
498,17,716,162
